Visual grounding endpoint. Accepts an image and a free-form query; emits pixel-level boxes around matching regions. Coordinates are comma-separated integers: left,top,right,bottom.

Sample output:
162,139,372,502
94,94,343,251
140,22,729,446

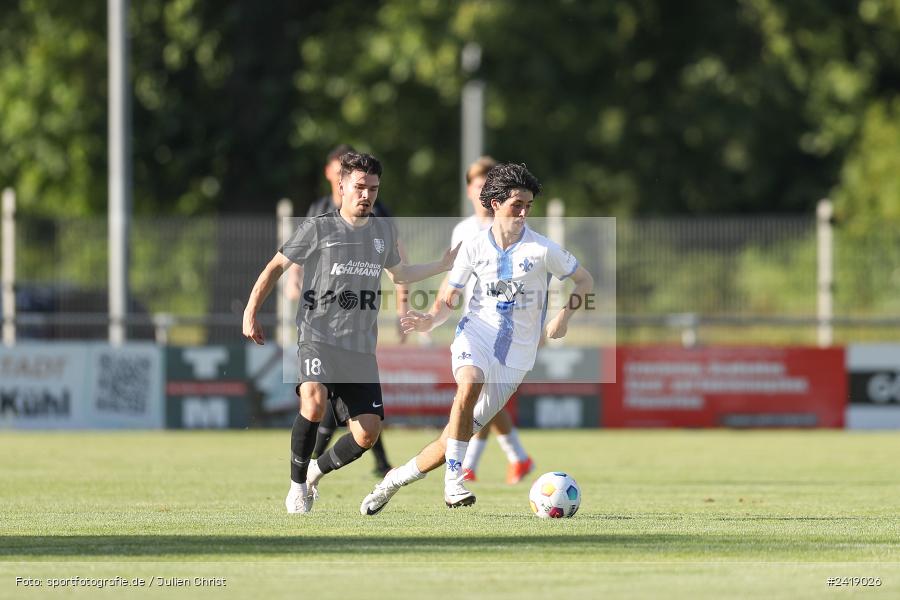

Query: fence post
817,199,834,347
547,199,565,347
460,42,484,217
277,199,294,350
2,188,15,346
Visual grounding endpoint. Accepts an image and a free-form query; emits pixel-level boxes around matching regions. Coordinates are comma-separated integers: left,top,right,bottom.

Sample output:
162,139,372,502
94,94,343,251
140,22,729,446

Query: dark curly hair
479,163,541,212
327,143,356,164
340,152,383,180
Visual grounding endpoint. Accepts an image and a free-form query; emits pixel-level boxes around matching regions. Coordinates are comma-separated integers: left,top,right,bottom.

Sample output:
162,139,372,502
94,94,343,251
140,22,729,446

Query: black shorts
296,341,384,423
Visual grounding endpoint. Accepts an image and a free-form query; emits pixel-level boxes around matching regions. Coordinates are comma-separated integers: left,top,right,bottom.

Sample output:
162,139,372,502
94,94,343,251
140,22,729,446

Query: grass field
2,430,899,599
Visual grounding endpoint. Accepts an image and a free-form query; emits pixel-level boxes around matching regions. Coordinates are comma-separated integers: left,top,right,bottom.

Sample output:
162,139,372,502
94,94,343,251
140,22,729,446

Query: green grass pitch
2,430,899,599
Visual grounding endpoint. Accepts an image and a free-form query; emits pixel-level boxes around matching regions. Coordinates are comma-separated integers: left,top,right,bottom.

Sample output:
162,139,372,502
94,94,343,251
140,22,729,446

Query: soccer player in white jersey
361,163,594,513
447,156,534,485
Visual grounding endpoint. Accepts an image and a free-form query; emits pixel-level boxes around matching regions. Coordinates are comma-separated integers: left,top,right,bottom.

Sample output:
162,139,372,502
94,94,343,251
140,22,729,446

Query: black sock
290,413,319,484
316,433,368,475
371,435,390,471
312,426,336,460
312,402,338,459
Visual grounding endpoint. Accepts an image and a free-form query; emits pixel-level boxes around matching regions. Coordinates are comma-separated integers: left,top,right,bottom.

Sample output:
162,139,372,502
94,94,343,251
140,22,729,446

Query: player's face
325,159,342,202
492,188,534,233
340,170,380,217
467,175,487,214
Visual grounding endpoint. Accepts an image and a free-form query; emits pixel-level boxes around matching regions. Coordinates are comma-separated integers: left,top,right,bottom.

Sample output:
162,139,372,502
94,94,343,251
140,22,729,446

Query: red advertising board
603,346,846,428
376,347,519,422
376,347,456,418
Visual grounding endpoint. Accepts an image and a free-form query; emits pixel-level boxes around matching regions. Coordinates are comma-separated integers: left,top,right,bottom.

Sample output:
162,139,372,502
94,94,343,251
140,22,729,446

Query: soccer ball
529,471,580,518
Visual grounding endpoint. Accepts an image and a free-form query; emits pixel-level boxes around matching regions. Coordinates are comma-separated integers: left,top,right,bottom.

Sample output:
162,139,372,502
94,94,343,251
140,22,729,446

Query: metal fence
3,205,900,345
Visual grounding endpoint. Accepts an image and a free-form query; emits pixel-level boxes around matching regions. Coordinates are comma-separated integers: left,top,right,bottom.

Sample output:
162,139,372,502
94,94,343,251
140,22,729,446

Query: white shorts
450,330,528,434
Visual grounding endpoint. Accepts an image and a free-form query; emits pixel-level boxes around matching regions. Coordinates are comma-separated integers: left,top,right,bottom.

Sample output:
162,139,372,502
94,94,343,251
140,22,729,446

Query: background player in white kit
361,163,594,513
446,156,534,485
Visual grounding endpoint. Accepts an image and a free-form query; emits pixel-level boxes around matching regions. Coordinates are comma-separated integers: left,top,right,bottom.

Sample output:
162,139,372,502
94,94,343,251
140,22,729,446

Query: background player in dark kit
243,152,459,513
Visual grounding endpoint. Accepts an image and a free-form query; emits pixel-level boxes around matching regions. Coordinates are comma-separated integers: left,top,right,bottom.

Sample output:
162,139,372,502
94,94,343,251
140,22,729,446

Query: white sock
462,437,488,472
306,459,323,486
445,438,468,488
385,457,425,488
497,429,528,463
289,480,307,494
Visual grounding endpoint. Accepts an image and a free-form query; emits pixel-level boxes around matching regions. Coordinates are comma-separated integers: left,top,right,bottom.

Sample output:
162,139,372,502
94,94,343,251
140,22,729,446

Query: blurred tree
0,0,106,216
2,0,900,218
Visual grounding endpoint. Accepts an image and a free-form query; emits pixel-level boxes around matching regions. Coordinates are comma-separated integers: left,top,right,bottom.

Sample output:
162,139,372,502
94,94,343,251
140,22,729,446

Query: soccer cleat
444,481,476,508
462,468,477,482
307,482,320,501
285,482,314,514
506,457,534,485
360,474,400,516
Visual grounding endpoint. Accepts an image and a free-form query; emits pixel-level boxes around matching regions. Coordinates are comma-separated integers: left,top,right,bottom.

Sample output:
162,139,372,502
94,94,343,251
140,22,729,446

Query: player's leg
311,400,339,460
442,366,484,506
307,377,384,490
461,417,491,482
315,413,380,477
286,380,329,514
370,434,392,476
490,408,533,484
361,332,490,514
359,423,451,515
360,369,485,514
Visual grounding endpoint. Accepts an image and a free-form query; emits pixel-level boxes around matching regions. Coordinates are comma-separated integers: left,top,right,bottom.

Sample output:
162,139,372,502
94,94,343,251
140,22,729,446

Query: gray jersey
281,211,401,354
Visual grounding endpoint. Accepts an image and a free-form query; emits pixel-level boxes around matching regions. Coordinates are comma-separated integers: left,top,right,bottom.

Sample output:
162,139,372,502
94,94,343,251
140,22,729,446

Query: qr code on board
95,353,151,415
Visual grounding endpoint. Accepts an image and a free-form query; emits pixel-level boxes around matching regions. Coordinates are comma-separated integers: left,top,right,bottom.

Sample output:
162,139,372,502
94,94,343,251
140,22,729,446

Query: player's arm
385,242,461,284
285,263,303,301
242,252,293,344
394,240,411,343
400,284,462,334
545,265,594,339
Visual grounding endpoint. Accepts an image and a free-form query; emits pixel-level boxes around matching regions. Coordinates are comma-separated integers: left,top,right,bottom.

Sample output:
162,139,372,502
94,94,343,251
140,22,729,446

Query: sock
444,438,468,488
306,459,323,486
290,413,319,484
311,403,338,459
462,437,487,473
316,433,368,475
497,429,528,463
312,425,336,459
385,456,425,488
370,435,391,471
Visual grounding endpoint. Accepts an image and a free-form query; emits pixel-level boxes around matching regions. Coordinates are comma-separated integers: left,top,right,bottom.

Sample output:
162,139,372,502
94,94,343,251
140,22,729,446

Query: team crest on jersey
519,257,535,273
373,238,385,254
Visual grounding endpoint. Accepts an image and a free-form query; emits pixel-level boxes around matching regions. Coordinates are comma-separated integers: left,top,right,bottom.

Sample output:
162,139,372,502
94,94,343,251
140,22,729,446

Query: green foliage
17,215,217,321
734,236,817,315
0,1,106,216
3,0,900,219
833,97,900,231
831,96,900,314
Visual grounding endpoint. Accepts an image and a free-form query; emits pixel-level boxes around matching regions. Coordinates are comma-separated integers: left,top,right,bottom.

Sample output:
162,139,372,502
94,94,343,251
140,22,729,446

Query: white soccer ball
529,471,581,518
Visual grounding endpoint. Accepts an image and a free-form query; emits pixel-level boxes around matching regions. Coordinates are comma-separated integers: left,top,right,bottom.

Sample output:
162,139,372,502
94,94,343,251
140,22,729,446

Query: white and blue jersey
447,225,579,371
450,214,492,309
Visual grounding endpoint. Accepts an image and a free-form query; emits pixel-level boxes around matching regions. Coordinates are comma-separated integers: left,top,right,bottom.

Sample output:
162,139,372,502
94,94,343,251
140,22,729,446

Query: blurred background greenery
3,0,900,342
3,0,900,225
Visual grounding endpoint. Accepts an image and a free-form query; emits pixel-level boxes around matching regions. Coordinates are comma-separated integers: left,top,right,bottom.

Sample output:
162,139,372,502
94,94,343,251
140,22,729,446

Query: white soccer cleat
285,482,314,514
360,474,400,516
307,482,320,501
444,481,476,508
305,460,322,501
